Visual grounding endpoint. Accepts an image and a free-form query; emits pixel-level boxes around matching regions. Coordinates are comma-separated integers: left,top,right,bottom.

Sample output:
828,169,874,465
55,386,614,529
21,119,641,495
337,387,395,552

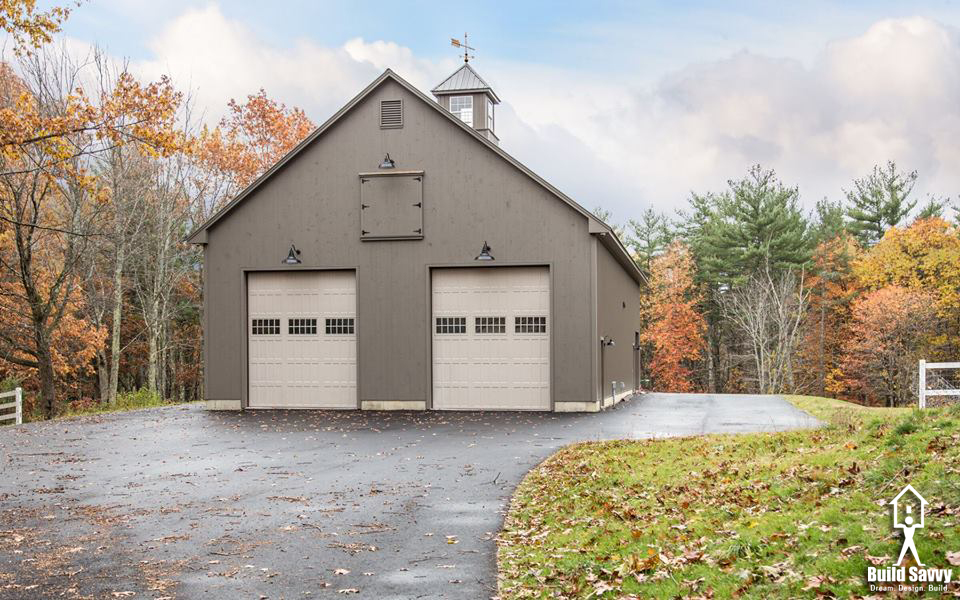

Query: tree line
0,2,315,418
599,163,960,406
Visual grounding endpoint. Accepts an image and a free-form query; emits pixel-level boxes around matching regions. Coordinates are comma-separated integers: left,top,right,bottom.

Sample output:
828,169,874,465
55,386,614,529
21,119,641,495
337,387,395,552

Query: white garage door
247,271,356,408
432,267,550,410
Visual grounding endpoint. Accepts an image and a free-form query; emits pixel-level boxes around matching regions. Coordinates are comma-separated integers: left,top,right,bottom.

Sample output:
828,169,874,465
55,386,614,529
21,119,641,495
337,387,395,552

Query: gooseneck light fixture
379,153,395,169
474,241,494,261
283,244,302,265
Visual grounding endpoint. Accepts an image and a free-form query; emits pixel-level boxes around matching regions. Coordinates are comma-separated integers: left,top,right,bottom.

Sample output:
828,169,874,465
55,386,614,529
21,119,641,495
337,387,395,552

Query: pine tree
845,161,917,245
625,208,672,272
811,198,846,244
703,165,811,284
915,195,948,221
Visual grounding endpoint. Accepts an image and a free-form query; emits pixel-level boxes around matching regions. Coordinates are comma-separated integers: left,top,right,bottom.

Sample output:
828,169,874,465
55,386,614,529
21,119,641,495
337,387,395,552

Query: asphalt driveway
0,393,819,599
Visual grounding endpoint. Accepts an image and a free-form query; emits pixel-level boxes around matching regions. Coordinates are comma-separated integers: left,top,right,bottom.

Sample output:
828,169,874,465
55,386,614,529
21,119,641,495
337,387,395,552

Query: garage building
188,63,643,412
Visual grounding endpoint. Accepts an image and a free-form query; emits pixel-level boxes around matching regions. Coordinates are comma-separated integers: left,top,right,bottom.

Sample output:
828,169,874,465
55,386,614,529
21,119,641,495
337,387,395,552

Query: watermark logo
866,484,953,593
890,484,926,567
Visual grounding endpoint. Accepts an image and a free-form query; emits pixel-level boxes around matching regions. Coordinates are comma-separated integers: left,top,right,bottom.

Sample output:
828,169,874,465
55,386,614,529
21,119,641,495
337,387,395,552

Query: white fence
0,387,22,425
919,361,960,409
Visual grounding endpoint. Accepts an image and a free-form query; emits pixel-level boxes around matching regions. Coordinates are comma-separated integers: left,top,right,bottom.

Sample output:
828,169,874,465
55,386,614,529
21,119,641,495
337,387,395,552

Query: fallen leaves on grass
497,399,960,599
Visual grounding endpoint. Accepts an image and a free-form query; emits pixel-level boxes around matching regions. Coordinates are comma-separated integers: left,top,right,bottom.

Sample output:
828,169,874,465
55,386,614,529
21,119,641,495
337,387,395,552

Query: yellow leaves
0,62,183,188
0,0,72,55
854,218,960,319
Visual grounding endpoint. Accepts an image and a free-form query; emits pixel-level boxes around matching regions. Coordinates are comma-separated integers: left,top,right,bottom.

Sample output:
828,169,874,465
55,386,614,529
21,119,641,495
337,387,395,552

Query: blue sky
33,0,960,223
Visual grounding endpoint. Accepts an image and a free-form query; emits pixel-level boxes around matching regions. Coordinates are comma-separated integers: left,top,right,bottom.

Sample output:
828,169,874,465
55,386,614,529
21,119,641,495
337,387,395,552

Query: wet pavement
0,393,820,599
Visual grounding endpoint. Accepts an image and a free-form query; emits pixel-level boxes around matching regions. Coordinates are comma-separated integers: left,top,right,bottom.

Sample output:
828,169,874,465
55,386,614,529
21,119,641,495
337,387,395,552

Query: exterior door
247,271,357,408
431,267,550,410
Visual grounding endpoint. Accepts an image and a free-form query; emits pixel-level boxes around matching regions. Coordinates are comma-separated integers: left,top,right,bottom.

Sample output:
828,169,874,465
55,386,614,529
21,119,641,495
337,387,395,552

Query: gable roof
185,69,642,284
430,63,501,103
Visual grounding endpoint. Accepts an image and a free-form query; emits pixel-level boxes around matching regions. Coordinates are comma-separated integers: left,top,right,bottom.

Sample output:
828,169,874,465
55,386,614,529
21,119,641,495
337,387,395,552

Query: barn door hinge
361,230,369,235
414,176,421,181
413,202,421,207
360,178,368,183
361,204,369,209
414,228,422,234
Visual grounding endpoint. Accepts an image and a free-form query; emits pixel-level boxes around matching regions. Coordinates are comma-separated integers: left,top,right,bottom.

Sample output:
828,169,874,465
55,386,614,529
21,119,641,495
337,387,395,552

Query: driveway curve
0,393,819,599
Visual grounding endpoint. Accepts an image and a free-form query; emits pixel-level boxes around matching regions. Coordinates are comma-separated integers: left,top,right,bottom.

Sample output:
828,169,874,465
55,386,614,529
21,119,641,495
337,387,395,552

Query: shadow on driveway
0,393,819,599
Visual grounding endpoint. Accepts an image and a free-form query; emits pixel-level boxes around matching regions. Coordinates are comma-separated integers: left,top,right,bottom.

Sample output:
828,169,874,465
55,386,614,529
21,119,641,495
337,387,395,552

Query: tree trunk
108,242,124,405
147,333,158,394
96,348,109,402
706,322,717,393
819,300,826,396
37,345,57,419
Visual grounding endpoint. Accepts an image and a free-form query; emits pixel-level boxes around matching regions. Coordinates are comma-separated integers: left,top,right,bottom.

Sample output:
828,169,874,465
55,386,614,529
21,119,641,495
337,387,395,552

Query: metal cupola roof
431,63,501,103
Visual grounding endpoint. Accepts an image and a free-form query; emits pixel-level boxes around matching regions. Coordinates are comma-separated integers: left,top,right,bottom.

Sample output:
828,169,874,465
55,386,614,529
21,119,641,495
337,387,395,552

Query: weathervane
450,33,475,63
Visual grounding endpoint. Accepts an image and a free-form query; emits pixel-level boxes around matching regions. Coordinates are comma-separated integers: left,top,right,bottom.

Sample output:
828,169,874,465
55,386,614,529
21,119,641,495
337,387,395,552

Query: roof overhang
431,87,501,104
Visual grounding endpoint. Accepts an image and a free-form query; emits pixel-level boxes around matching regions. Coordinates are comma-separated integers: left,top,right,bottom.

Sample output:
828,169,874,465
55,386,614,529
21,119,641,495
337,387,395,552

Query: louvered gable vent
380,99,402,128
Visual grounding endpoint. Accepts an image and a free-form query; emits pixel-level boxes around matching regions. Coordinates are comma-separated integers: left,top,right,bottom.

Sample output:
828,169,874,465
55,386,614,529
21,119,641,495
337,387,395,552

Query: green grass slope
497,396,960,598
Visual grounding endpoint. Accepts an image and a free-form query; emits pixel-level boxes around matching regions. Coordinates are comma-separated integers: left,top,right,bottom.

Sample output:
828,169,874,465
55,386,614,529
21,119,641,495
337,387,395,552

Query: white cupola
431,63,501,145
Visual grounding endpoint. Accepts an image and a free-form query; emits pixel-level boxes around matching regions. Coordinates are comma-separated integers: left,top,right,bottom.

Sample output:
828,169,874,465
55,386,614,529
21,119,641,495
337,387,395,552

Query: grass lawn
497,396,960,598
0,386,188,423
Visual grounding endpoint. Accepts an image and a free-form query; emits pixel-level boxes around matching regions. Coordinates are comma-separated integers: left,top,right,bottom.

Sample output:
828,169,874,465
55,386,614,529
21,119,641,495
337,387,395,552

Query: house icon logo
890,484,928,566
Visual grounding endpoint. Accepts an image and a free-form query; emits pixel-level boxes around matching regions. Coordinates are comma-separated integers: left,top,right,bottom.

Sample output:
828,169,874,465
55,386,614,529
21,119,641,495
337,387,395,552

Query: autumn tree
853,217,960,360
845,161,917,246
640,241,705,392
840,286,937,406
0,0,72,54
193,89,314,218
798,234,860,396
0,46,180,417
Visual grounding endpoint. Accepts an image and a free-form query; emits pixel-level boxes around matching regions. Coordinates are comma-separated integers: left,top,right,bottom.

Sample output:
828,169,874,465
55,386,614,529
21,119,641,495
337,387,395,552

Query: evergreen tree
625,208,672,272
845,161,917,245
811,198,846,244
915,195,949,221
704,165,811,284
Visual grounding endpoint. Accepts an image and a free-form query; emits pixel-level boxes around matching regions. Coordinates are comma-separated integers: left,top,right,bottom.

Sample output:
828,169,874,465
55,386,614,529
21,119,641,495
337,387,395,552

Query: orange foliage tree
839,286,937,406
799,233,861,397
0,0,71,54
853,217,960,360
0,48,181,418
640,241,706,392
193,89,314,218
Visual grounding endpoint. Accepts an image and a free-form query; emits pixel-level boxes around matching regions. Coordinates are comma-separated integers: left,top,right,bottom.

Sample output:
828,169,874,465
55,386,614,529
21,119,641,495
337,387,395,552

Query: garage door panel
432,267,550,411
248,271,356,409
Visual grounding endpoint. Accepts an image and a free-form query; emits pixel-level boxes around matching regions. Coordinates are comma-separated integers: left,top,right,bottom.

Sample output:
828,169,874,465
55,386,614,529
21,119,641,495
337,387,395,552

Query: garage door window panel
325,318,355,335
475,316,506,334
515,316,547,334
436,317,466,334
288,318,318,335
359,172,423,240
252,318,280,335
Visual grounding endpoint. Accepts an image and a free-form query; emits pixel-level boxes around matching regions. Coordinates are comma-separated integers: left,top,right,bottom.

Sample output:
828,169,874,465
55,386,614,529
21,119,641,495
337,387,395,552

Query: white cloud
107,7,960,223
129,5,451,125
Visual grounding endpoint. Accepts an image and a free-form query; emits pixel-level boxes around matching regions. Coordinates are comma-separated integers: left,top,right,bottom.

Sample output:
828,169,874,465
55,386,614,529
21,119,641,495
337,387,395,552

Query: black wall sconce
475,241,494,261
283,244,302,265
379,153,395,169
